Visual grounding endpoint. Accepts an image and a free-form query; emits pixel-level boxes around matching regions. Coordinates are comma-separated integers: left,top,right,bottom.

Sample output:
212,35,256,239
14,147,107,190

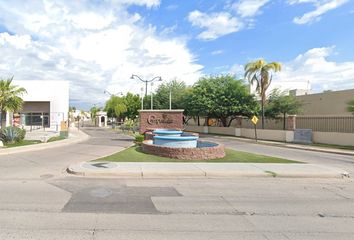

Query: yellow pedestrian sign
251,116,259,125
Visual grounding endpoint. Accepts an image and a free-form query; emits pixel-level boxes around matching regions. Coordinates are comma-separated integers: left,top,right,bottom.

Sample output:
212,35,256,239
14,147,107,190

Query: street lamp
104,90,123,96
130,74,162,96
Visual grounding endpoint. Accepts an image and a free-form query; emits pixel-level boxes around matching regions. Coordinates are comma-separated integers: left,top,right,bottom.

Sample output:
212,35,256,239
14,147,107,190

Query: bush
134,134,144,143
120,118,139,133
0,126,26,143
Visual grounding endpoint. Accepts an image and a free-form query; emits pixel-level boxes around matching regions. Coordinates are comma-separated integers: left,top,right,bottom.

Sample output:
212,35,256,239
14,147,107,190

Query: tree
0,77,27,129
189,75,259,127
69,106,76,112
90,106,100,126
122,93,141,119
244,59,282,129
347,99,354,115
154,80,188,110
265,89,303,130
104,95,127,122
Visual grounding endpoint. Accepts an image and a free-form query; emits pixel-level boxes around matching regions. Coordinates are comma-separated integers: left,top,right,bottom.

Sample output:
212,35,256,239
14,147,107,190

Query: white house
7,80,69,131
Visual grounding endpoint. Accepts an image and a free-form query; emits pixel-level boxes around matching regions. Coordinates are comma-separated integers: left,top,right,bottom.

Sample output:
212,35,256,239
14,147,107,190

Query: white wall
14,80,69,130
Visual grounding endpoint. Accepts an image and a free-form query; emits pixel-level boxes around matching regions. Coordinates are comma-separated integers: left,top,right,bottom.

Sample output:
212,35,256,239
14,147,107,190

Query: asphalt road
0,127,353,239
202,134,354,175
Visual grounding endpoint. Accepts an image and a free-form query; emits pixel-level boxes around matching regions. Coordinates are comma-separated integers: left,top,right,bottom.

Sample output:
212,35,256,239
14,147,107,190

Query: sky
0,0,353,109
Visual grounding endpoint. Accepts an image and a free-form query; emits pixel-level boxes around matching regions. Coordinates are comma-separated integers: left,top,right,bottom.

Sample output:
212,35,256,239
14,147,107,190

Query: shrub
134,134,144,143
120,118,139,133
0,126,26,143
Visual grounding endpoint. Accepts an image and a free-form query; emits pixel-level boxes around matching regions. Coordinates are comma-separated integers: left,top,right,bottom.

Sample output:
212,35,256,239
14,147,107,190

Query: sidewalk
206,134,354,156
0,128,89,156
67,162,350,179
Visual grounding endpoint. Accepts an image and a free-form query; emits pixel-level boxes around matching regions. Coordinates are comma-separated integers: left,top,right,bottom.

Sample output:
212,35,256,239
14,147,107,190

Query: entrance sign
139,110,184,134
147,114,173,125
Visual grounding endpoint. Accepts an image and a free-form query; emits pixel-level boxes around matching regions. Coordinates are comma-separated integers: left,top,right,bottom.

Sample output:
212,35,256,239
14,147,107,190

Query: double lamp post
130,74,162,110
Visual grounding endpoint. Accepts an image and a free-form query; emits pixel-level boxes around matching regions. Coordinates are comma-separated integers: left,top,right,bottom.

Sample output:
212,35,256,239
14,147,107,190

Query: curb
0,129,90,155
66,162,350,179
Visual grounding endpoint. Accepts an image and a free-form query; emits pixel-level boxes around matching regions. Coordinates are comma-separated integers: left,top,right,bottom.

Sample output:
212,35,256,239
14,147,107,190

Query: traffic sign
251,116,259,125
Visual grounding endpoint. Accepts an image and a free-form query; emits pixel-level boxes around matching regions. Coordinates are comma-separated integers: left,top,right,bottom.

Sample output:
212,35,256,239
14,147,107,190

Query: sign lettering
147,114,173,125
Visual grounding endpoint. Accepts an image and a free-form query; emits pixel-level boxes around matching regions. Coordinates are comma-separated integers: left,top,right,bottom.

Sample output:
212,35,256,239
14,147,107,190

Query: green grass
47,135,66,142
4,140,42,148
310,143,354,151
96,146,301,163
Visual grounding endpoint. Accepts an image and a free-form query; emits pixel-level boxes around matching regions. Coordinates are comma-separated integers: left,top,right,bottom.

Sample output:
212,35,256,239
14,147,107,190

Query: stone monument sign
139,110,184,134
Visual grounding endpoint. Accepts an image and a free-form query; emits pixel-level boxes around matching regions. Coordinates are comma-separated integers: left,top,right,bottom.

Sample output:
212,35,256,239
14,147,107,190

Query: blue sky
0,0,353,109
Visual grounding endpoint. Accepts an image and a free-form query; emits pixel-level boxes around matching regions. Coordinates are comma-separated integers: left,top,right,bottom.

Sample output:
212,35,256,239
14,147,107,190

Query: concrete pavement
67,161,350,178
1,177,354,239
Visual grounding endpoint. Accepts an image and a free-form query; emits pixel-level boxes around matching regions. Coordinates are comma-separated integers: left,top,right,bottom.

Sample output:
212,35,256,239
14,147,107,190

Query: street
0,127,353,239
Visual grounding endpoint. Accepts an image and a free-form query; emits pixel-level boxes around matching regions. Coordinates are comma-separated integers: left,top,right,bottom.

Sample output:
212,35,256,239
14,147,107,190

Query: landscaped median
66,146,349,178
97,146,300,163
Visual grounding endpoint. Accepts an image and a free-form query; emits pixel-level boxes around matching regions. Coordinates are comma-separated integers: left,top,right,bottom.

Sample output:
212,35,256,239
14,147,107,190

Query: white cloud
188,10,243,40
229,64,245,79
0,32,32,49
0,0,202,108
274,46,354,92
289,0,349,24
232,0,271,18
69,12,116,30
228,47,354,93
211,50,224,55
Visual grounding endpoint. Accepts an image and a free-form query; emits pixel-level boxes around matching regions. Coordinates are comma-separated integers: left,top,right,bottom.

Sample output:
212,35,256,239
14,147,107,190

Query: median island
96,146,301,163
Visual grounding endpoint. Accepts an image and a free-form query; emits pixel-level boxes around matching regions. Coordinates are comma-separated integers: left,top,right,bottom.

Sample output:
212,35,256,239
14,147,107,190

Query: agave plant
0,126,26,144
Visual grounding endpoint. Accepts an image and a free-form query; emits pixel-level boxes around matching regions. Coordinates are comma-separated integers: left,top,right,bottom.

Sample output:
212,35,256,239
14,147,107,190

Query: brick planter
141,140,225,160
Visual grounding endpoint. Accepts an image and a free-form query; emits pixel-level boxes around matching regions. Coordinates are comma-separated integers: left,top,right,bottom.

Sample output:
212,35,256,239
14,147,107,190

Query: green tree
90,106,100,126
122,93,141,119
0,77,27,129
265,89,303,130
154,80,188,110
347,99,354,115
244,59,282,129
189,75,259,127
69,106,76,112
104,95,127,122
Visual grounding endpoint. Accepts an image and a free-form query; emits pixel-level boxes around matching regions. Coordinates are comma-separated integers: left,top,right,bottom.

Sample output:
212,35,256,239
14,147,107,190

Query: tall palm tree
90,106,100,126
0,77,27,129
244,59,282,129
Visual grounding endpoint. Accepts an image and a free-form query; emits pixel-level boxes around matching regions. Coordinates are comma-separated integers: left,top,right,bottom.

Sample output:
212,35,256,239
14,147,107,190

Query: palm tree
90,106,100,126
0,77,27,129
244,59,282,129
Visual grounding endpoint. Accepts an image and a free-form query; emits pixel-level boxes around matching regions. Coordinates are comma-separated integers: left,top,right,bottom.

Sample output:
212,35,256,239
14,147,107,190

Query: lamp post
104,90,123,96
130,74,162,97
140,87,144,110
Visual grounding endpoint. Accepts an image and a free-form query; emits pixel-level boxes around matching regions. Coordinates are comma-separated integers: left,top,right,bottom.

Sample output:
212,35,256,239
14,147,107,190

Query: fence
296,116,354,133
186,115,354,133
242,117,288,130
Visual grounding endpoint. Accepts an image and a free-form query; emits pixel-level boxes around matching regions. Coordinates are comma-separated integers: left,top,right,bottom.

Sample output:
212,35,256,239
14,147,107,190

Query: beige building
296,89,354,116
